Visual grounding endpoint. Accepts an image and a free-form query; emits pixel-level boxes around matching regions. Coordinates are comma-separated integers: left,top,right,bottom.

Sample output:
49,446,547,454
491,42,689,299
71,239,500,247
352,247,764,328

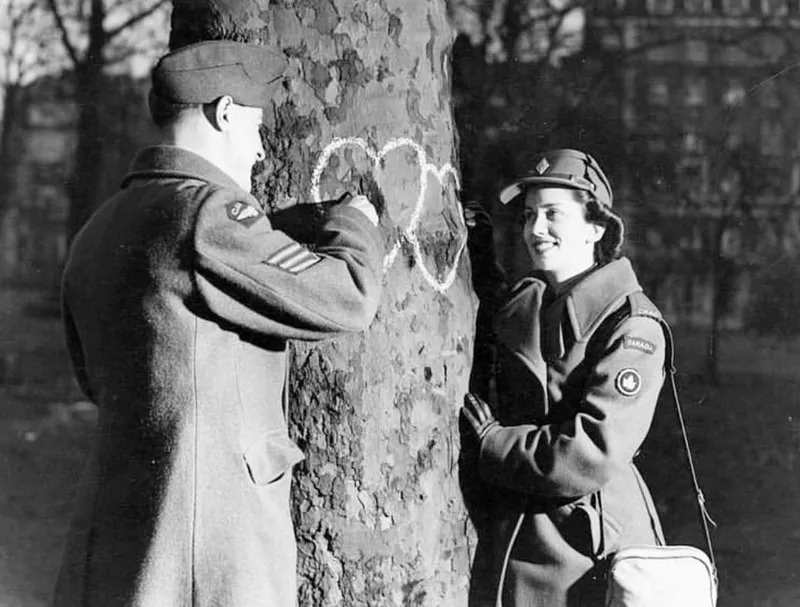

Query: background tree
169,1,476,605
43,0,170,240
0,0,62,222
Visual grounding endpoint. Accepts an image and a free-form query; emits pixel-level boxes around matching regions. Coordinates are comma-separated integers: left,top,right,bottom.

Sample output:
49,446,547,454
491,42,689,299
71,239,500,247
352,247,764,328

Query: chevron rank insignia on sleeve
225,201,263,227
265,242,322,274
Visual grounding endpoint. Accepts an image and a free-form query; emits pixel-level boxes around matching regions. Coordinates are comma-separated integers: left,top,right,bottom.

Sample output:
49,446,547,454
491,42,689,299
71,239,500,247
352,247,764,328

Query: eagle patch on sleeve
623,336,656,355
265,242,322,274
225,201,263,227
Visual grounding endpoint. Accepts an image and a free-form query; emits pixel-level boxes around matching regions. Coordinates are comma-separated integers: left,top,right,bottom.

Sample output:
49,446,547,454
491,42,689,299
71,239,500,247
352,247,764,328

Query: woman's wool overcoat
470,258,666,607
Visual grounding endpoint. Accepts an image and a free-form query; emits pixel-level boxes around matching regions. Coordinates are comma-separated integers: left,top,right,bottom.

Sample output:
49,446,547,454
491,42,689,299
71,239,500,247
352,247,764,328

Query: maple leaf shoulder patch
225,201,263,228
615,368,642,397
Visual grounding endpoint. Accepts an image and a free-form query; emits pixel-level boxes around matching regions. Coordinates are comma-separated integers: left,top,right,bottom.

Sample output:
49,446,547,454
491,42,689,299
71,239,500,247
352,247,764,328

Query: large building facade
0,74,156,290
596,0,800,327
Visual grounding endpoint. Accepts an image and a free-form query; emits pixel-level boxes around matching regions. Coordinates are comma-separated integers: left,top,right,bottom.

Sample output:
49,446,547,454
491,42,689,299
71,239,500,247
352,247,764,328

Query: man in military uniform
54,41,384,607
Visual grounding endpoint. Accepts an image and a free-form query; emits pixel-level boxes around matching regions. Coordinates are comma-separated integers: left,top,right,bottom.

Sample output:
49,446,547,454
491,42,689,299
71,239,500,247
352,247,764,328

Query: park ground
1,292,799,606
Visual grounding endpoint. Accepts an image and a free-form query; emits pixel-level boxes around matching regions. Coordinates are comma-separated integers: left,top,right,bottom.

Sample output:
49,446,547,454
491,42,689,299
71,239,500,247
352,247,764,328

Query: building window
685,39,709,63
646,76,670,106
598,0,628,12
684,0,713,12
646,0,674,15
761,120,784,157
685,78,707,107
683,131,704,154
761,0,788,15
721,0,750,14
723,81,747,106
759,78,781,109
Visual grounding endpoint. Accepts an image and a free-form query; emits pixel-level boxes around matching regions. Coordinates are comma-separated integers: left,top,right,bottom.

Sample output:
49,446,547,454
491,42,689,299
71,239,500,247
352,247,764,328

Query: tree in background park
0,0,62,223
169,1,476,605
43,0,170,241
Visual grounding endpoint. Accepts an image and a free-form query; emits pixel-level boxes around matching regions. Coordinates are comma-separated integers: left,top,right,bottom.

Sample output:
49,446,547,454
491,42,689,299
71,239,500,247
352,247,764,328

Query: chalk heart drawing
311,137,467,294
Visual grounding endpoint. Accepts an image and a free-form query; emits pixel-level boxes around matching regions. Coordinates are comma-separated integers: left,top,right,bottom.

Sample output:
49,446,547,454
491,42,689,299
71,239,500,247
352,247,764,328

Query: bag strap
586,295,717,568
656,317,718,569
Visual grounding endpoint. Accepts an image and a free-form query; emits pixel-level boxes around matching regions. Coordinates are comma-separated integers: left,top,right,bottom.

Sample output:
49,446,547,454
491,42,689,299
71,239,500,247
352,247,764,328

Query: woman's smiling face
522,187,605,286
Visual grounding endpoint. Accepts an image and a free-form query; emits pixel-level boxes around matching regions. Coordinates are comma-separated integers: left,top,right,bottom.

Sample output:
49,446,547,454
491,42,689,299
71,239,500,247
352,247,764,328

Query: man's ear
204,95,234,132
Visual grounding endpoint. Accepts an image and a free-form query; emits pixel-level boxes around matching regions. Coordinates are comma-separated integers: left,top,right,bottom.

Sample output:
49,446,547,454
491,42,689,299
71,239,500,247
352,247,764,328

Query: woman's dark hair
582,192,624,264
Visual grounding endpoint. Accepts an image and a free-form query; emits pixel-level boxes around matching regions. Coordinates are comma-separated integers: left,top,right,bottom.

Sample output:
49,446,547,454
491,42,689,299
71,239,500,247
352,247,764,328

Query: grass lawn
640,328,800,607
1,309,799,605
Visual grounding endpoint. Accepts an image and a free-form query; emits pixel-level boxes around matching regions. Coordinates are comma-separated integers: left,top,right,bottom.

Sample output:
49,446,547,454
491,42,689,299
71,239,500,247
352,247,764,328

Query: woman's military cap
499,148,613,208
500,148,625,258
151,40,287,107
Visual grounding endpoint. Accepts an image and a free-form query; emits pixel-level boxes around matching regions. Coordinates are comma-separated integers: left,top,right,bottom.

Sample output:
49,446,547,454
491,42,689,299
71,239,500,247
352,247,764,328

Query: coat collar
122,145,250,197
495,257,642,368
559,257,641,339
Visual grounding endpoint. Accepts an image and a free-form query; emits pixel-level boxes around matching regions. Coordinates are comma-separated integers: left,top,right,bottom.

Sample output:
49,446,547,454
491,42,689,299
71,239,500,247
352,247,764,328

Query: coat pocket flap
243,434,305,485
555,499,623,558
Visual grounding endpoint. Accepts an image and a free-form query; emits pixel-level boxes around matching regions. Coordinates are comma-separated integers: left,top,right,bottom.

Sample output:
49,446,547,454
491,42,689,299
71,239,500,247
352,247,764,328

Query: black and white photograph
0,1,797,605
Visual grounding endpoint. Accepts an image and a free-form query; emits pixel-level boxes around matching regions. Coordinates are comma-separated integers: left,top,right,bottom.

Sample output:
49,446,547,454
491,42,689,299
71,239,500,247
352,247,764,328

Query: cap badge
615,368,642,397
536,158,550,174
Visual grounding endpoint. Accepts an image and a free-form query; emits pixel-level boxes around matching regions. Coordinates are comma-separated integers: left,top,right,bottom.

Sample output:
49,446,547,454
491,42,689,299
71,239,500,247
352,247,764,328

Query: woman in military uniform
463,149,666,606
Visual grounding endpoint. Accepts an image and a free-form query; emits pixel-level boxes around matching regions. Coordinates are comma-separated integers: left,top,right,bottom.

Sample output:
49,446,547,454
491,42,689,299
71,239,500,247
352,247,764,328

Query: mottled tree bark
170,1,476,605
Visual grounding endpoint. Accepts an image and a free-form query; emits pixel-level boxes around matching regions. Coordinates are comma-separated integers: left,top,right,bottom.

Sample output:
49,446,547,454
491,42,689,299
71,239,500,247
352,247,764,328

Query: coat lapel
494,277,548,389
563,258,642,341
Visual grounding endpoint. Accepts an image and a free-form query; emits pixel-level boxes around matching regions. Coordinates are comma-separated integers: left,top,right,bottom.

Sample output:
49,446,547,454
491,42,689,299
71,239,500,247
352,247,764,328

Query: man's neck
160,127,239,189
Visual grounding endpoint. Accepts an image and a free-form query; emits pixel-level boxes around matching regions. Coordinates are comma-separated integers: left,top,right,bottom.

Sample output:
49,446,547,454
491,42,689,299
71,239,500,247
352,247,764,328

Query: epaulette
627,290,675,373
626,290,662,321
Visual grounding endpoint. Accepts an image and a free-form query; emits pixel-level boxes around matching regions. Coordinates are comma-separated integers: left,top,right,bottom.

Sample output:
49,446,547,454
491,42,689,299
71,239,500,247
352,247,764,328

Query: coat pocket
243,433,305,486
553,496,623,558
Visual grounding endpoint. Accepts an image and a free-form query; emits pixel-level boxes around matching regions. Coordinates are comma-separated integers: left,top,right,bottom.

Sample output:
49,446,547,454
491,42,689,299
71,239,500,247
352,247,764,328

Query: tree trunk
66,65,104,240
0,83,21,222
66,0,107,241
170,2,477,605
706,220,725,386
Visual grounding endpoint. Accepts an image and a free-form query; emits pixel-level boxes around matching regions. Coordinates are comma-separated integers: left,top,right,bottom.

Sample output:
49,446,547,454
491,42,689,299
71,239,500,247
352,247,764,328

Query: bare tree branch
45,0,81,65
106,0,167,42
103,42,152,66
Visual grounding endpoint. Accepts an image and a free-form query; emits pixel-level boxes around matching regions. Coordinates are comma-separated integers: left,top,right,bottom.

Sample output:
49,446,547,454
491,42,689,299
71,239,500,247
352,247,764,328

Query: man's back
56,145,383,606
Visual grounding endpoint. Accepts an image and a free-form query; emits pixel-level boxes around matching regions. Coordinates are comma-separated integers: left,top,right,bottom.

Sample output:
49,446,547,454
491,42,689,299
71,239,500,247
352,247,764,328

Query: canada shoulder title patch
615,368,642,397
225,201,263,227
623,336,656,355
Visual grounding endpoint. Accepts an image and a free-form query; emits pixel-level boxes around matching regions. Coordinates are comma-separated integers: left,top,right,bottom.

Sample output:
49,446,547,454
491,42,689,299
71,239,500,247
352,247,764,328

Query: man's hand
345,194,379,227
462,392,499,441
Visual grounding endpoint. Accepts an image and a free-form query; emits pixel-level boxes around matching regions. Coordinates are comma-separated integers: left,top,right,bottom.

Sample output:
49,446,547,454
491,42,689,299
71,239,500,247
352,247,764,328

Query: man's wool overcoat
469,258,666,607
54,146,383,607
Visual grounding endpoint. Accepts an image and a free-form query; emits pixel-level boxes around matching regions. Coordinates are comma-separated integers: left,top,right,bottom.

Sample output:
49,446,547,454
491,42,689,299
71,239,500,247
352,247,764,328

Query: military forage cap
499,148,614,208
151,40,288,107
